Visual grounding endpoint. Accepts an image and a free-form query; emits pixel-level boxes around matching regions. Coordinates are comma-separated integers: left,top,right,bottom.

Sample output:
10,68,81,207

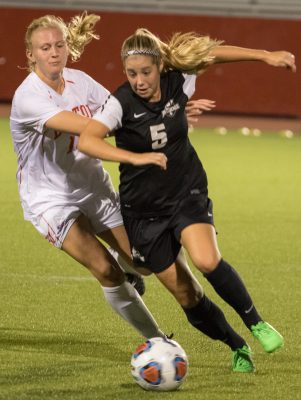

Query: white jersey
10,68,112,221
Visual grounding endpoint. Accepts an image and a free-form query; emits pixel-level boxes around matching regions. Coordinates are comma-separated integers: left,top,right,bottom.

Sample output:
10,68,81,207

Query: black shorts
122,194,214,273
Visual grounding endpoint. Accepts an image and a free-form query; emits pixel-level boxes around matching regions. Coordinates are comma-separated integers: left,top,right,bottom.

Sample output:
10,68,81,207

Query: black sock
182,295,246,350
204,259,262,329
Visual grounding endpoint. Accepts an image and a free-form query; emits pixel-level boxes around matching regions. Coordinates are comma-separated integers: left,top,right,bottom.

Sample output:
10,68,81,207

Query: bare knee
193,254,221,274
87,255,124,286
172,284,203,308
62,217,125,285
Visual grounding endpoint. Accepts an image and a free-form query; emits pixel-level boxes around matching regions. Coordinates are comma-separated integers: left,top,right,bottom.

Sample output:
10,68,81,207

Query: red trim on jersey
41,216,57,245
17,151,23,185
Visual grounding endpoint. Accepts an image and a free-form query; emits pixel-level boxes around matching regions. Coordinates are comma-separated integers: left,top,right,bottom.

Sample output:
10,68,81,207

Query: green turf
1,118,301,399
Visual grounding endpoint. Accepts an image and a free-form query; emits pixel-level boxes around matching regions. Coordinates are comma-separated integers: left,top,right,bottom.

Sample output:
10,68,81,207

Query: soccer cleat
251,321,284,353
125,273,146,296
232,345,255,373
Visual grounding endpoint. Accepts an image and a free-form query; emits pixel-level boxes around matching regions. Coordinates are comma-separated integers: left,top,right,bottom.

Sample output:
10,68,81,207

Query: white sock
102,281,165,339
107,247,140,276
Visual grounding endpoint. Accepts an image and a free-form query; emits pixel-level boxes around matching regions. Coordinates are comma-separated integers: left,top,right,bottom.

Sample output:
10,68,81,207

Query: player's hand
265,51,296,72
185,99,216,126
130,152,167,170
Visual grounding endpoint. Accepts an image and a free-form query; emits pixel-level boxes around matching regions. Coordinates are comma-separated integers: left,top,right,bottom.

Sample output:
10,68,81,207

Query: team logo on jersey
132,247,145,263
162,99,180,118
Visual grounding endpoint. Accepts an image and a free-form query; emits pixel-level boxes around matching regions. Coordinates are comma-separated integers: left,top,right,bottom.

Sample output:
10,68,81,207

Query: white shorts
30,190,123,248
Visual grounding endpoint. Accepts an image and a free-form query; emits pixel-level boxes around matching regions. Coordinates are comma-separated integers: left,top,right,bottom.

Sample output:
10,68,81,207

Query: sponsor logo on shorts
190,189,201,195
132,247,145,263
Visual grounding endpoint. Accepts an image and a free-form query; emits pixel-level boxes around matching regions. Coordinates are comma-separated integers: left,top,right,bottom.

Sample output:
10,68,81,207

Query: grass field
1,117,301,400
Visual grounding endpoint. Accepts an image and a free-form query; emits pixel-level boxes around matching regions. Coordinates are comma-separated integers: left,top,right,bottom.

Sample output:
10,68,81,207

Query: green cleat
232,345,255,373
251,321,284,353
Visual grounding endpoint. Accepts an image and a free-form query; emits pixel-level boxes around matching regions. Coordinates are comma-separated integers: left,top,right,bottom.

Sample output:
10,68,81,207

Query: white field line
0,272,95,282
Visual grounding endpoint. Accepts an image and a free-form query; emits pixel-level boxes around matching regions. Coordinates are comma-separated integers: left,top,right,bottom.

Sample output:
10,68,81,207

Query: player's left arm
185,99,216,124
209,46,296,72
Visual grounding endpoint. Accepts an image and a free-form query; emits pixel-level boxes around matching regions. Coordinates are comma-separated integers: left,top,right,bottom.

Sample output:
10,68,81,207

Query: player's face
124,55,162,102
27,27,68,80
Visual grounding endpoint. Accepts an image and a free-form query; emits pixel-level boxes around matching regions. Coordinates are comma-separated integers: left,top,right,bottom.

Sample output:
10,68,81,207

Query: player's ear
159,60,164,72
26,49,35,62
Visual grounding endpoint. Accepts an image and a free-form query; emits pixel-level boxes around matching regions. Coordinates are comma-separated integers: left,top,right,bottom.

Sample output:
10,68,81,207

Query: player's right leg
61,214,165,339
98,226,148,296
155,259,254,373
31,207,165,339
87,187,147,295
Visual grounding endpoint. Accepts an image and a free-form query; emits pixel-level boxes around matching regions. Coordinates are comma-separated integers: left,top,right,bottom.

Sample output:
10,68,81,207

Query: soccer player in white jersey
9,12,172,340
78,28,295,372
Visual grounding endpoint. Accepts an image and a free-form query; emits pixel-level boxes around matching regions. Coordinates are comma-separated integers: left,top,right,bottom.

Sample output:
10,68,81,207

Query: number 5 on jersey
150,123,168,150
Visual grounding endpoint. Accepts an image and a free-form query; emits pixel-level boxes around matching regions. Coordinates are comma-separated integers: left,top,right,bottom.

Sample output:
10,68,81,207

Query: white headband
122,49,160,58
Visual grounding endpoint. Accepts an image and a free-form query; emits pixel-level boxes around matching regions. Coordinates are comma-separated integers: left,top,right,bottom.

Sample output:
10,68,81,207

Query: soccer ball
131,337,188,391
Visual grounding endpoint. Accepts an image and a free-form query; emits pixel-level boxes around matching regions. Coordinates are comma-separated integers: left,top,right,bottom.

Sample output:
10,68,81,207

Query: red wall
0,7,300,116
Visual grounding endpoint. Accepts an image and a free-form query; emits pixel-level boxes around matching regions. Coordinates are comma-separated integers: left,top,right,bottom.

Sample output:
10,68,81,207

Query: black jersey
97,70,208,217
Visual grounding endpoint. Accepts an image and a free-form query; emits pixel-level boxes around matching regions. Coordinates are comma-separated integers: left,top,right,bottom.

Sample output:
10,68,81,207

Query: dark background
0,7,300,117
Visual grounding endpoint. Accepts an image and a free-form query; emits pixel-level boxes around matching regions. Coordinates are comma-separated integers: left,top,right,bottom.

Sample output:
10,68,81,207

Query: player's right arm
12,90,90,136
78,94,167,169
45,111,90,135
78,119,167,169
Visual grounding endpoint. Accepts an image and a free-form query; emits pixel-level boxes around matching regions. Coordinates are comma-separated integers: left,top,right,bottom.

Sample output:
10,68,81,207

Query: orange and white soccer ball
131,337,188,391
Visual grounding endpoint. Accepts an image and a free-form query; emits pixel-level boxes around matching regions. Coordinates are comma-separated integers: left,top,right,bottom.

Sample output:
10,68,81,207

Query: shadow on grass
0,327,140,399
0,326,128,361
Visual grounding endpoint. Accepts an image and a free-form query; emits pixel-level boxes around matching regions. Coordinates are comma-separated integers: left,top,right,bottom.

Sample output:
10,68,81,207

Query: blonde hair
25,11,100,72
121,28,223,74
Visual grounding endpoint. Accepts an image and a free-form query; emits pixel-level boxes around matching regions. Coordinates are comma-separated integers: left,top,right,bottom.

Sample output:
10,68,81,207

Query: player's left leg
98,225,147,295
181,223,283,353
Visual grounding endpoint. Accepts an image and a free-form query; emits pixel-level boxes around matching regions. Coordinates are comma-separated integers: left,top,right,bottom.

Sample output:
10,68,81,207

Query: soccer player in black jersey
78,28,296,372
